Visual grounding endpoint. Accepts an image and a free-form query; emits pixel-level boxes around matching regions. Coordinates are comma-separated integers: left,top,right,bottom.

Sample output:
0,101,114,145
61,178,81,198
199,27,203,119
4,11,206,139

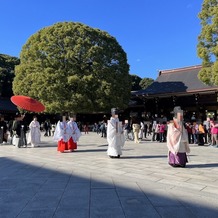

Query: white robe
67,120,81,142
27,120,41,146
53,121,71,142
107,117,125,156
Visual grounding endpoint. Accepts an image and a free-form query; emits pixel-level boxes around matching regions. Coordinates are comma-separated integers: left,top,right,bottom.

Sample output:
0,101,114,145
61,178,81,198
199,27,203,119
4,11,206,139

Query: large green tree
0,54,20,97
197,0,218,85
13,22,131,113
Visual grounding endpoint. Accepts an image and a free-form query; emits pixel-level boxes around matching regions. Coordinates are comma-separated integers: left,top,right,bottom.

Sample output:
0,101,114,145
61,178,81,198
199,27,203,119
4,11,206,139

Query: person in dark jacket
44,119,51,136
0,115,8,144
12,114,28,147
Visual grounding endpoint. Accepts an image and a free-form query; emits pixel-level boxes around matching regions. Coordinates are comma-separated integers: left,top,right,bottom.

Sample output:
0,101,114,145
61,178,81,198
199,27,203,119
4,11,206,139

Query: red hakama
57,138,77,152
68,137,77,150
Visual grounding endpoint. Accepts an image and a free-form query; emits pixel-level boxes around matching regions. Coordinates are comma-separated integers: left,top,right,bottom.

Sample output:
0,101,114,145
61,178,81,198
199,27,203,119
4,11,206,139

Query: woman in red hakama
67,115,81,151
54,115,71,153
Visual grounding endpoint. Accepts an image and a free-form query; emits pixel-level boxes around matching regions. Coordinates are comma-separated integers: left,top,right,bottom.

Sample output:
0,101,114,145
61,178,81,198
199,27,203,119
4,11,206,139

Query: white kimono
107,117,125,156
27,120,41,147
67,120,81,142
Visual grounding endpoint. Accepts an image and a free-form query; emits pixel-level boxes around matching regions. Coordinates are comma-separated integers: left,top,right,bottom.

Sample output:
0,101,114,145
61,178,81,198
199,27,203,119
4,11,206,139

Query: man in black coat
0,115,8,144
12,114,28,147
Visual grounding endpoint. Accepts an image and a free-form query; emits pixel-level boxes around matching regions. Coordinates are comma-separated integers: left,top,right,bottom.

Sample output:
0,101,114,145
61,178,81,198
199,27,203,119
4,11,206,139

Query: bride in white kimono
107,108,125,158
27,116,41,147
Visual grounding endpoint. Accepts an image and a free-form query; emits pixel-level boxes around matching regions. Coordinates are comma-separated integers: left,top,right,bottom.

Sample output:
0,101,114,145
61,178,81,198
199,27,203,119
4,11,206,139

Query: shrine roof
133,65,218,97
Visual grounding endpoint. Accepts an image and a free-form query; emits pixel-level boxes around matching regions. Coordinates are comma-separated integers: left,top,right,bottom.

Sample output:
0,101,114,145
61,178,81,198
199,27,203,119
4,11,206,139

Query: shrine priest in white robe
107,108,125,158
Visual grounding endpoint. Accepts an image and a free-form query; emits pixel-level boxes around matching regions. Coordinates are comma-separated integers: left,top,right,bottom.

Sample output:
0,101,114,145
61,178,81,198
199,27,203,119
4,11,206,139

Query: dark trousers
188,133,192,144
198,133,204,145
0,129,7,143
101,128,106,137
20,129,27,146
152,131,156,141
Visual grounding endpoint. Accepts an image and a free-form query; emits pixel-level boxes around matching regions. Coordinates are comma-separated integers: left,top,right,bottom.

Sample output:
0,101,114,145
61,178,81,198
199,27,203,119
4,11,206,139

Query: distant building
0,97,18,114
129,65,218,121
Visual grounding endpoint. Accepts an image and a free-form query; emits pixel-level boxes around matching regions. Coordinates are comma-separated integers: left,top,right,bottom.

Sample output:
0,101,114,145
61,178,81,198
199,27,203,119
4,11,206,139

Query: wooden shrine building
129,65,218,121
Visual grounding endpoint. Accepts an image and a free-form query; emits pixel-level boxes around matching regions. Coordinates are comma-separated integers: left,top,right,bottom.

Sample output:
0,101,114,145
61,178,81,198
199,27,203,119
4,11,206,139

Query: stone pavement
0,132,218,218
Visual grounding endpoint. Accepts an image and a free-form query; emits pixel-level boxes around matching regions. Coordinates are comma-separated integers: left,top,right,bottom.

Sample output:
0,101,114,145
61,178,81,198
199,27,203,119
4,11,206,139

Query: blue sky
0,0,203,79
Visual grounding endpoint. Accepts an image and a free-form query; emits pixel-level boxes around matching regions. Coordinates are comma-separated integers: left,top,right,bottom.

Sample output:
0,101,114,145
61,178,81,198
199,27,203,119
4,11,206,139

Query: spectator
203,117,211,144
44,119,51,136
132,117,140,143
139,120,144,140
0,115,8,144
209,120,218,147
159,122,165,142
198,122,205,146
83,123,89,134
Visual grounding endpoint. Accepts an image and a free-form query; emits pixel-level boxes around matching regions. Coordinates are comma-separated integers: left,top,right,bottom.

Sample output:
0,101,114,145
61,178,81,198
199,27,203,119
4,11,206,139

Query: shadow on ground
0,157,218,218
187,163,218,168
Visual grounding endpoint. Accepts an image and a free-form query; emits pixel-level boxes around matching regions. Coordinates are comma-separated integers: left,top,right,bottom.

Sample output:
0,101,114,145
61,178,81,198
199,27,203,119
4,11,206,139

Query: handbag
13,135,21,148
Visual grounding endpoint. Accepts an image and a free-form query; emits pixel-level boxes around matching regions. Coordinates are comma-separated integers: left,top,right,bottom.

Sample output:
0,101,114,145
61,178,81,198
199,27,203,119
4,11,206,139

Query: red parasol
11,95,45,113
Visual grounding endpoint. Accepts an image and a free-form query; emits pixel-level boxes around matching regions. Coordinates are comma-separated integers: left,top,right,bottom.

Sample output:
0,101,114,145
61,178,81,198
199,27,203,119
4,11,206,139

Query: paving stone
54,207,89,218
155,206,196,218
17,208,55,218
90,206,125,218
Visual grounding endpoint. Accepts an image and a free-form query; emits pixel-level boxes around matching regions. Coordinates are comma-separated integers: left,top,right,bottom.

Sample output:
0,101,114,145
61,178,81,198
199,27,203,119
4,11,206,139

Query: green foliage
0,54,20,97
13,22,131,113
139,78,154,90
197,0,218,85
130,74,154,90
130,74,142,91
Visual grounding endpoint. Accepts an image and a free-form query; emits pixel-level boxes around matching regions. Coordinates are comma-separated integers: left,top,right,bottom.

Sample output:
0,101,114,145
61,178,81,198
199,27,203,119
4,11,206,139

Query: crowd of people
92,114,217,148
0,113,49,148
0,106,217,167
0,113,81,151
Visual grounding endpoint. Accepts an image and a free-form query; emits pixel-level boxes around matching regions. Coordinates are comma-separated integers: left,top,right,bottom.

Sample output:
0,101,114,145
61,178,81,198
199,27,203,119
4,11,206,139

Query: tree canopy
130,74,154,90
0,54,20,97
13,22,131,113
197,0,218,85
130,74,142,91
139,77,154,90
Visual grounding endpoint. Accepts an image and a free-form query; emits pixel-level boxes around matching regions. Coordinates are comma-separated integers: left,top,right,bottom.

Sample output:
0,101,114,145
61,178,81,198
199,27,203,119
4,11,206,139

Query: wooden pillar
155,97,159,116
195,94,200,119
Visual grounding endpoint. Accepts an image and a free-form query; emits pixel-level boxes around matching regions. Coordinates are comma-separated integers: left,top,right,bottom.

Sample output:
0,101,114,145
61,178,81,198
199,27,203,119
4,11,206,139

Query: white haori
67,120,81,142
53,121,71,142
167,121,190,155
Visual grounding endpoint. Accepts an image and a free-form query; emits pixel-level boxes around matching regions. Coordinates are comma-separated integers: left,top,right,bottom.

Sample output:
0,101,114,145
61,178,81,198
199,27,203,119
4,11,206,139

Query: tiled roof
0,97,18,112
133,65,218,97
